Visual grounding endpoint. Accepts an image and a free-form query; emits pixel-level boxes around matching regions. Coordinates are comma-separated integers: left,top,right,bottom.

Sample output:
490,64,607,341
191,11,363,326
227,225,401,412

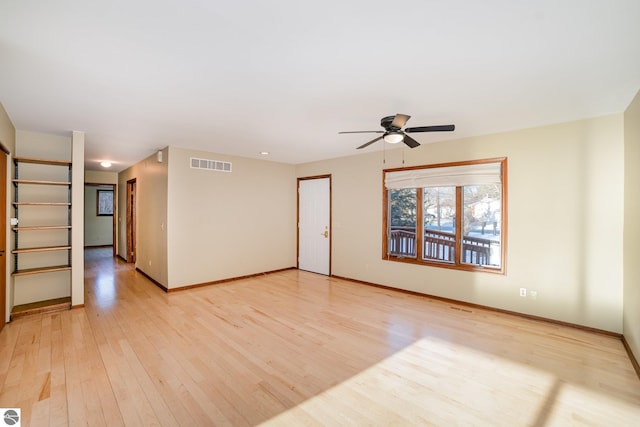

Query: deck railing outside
388,227,417,257
389,226,497,265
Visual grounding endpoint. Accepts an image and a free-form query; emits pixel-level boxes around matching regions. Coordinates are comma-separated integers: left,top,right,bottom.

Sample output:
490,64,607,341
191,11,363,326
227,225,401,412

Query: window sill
382,255,505,275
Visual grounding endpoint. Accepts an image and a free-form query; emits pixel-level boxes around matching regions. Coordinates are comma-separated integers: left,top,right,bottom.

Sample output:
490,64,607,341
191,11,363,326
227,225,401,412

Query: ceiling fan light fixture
340,114,455,150
383,132,404,144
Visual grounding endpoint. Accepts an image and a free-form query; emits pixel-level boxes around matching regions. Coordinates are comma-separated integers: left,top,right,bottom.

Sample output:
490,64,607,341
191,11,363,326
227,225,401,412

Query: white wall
296,115,625,333
166,147,297,289
624,90,640,360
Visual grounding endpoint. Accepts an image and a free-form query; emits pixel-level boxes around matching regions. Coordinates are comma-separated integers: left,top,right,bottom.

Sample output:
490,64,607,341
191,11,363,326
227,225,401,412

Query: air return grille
190,157,232,172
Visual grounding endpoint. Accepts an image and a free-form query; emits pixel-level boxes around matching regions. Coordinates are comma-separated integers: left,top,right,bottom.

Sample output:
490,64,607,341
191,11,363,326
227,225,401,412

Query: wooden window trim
382,157,507,275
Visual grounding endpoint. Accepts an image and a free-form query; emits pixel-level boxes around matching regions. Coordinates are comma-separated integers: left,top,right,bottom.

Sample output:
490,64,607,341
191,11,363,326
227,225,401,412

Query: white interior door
298,177,330,275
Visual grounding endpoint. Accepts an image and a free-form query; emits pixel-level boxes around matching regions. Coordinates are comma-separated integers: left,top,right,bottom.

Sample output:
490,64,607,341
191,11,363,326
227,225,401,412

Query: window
97,190,114,216
383,158,506,273
388,189,417,257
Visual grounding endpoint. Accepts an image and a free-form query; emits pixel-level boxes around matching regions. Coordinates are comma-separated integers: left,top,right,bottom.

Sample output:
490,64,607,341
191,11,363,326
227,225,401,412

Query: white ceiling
1,1,639,172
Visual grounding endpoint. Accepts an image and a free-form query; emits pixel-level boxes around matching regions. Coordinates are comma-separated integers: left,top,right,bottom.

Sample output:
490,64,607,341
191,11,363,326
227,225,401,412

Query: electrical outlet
529,290,537,300
519,288,527,297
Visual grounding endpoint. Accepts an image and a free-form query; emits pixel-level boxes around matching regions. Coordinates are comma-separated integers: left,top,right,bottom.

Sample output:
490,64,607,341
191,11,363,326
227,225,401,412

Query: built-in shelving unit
11,156,72,316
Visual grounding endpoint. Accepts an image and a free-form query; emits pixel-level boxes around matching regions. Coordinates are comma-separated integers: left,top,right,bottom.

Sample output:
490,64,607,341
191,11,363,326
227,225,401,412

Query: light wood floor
1,248,639,426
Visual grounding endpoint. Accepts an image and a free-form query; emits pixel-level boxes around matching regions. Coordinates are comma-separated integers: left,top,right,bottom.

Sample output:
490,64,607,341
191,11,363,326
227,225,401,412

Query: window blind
385,162,502,189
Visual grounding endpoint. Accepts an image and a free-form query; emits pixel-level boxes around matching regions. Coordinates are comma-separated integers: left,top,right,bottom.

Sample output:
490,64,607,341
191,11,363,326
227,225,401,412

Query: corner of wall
624,88,640,366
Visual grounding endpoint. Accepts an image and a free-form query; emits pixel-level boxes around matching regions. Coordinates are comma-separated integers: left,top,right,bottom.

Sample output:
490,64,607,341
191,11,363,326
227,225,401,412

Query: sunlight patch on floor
259,337,640,426
94,271,117,308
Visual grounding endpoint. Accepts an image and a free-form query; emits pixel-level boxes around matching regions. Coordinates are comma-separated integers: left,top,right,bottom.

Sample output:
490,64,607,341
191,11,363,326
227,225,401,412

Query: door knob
322,230,329,238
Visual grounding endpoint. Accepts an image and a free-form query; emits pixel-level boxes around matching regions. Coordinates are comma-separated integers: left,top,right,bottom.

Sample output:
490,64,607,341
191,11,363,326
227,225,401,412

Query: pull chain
383,140,386,164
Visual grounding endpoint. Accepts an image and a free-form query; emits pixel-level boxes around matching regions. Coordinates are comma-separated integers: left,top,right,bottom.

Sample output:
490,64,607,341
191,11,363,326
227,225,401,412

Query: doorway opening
84,183,116,257
126,179,137,263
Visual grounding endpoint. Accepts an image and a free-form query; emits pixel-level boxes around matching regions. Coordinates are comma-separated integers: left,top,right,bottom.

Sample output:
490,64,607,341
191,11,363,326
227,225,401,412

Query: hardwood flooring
1,248,639,426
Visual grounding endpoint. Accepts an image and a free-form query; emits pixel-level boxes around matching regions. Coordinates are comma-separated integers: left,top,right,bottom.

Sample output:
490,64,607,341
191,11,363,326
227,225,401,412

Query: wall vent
190,157,232,172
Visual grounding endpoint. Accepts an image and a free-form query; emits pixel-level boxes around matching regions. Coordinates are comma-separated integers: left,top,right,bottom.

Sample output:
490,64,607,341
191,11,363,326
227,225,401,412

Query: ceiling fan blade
391,114,411,129
357,135,383,149
403,134,420,148
405,124,455,133
338,131,383,134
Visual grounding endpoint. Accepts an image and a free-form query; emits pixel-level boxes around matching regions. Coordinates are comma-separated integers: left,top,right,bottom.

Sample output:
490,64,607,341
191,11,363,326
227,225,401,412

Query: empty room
1,1,640,426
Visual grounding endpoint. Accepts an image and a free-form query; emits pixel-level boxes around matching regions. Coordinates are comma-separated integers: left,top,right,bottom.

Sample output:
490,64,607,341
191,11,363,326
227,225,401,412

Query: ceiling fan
339,114,455,149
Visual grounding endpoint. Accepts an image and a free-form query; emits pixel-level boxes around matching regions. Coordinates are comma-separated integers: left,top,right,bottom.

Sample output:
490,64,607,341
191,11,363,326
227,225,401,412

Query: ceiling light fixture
100,161,112,168
383,131,404,144
260,151,270,155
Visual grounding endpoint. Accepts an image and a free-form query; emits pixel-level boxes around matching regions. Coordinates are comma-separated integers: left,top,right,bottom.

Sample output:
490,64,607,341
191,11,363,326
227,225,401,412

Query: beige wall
297,115,625,333
0,103,15,154
624,90,640,360
166,147,297,289
71,131,85,306
16,130,72,160
118,147,169,287
86,170,118,184
1,103,15,323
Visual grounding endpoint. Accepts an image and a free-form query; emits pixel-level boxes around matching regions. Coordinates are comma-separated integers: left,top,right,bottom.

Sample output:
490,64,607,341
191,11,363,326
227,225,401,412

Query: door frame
297,174,332,275
126,178,137,263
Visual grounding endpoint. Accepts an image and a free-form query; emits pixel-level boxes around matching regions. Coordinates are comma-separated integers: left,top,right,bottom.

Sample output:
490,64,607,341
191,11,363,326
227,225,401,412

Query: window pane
423,187,456,263
462,185,501,267
388,189,417,258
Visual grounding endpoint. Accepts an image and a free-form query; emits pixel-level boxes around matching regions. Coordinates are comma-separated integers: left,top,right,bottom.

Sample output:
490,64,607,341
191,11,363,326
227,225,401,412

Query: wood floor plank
0,318,21,404
59,310,88,425
0,248,639,426
48,313,68,427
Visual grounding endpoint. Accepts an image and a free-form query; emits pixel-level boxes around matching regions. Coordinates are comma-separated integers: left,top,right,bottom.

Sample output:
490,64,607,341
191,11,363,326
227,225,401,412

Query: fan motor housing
380,115,398,130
